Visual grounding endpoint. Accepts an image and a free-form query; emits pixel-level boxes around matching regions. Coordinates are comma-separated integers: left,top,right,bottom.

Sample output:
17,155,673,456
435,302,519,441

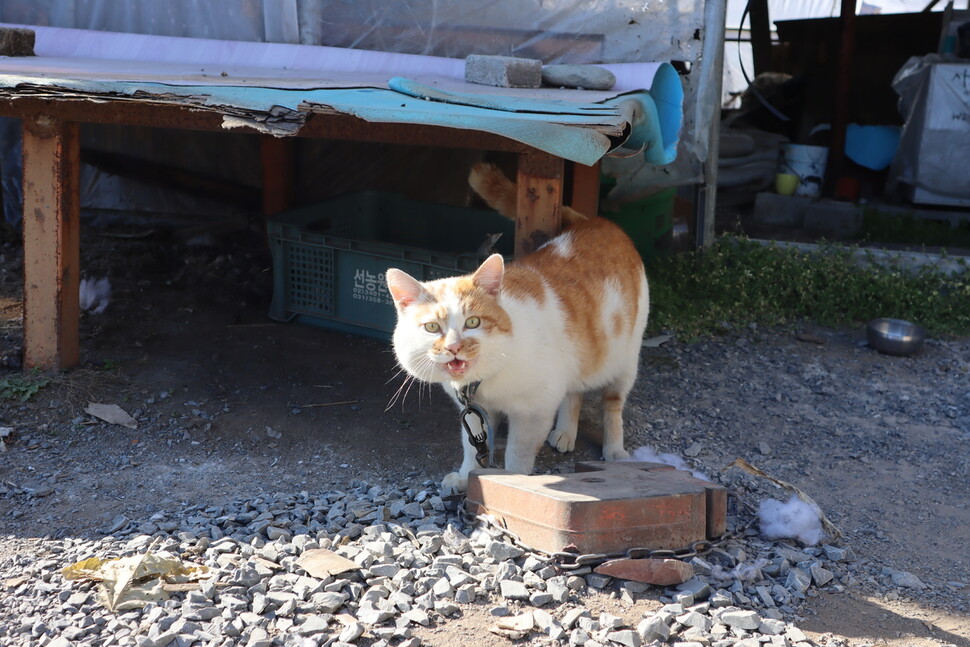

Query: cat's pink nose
445,341,463,355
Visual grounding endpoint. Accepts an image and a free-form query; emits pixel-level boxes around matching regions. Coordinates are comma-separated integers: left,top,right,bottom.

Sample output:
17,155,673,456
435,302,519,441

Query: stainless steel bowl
866,318,926,356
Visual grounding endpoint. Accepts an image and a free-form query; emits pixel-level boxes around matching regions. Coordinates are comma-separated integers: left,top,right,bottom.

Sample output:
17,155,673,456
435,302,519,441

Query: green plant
861,208,970,249
0,372,51,402
646,236,970,339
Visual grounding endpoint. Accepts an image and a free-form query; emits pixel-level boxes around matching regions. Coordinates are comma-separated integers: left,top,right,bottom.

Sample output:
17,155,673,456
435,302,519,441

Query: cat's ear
472,254,504,296
385,268,426,310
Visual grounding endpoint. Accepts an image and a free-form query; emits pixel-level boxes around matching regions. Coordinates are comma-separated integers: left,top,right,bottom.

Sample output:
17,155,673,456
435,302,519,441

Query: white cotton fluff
80,277,111,315
758,493,825,546
626,445,711,481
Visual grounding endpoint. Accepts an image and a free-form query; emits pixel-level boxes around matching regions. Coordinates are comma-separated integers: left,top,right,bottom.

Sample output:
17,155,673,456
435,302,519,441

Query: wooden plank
514,152,563,258
260,136,296,215
21,116,80,370
569,160,601,217
0,98,532,153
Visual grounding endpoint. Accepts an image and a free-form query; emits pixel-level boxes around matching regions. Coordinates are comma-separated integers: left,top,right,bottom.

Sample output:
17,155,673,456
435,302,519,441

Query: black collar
455,381,482,407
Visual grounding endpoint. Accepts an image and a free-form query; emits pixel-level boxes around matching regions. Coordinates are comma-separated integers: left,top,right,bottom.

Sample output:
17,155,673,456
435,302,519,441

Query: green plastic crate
600,182,675,264
267,191,513,340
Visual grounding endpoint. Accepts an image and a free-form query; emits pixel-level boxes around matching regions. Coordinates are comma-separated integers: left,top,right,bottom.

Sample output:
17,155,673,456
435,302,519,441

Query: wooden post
22,116,81,370
569,160,601,218
260,135,296,215
828,0,857,196
748,0,773,76
514,152,564,257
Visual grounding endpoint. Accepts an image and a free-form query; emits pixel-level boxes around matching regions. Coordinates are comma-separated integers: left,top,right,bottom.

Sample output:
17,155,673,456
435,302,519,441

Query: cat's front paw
441,471,468,495
547,428,576,453
602,445,630,462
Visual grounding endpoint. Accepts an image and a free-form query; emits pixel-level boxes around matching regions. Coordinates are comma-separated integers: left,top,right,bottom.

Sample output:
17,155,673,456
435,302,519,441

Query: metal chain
461,490,758,571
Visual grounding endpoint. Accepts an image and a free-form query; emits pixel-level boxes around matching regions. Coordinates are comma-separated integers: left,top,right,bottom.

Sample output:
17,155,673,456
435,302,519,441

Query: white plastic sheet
888,55,970,207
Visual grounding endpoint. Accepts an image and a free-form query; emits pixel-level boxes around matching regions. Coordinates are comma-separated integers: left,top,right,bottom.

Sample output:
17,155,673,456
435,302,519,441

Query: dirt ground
0,223,968,647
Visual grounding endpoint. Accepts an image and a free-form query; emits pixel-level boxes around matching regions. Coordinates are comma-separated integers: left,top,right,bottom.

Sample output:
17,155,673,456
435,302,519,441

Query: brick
594,558,693,586
464,55,541,88
466,462,727,555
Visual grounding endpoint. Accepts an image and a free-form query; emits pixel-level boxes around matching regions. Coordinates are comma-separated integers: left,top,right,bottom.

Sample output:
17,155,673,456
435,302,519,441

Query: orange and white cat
386,163,649,494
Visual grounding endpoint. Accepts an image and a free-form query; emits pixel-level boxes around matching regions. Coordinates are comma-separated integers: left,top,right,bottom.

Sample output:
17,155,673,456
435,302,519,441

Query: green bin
600,184,676,264
267,191,513,340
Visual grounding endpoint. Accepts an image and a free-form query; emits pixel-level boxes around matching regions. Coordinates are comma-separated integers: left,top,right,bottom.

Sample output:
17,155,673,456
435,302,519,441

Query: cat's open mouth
445,359,468,378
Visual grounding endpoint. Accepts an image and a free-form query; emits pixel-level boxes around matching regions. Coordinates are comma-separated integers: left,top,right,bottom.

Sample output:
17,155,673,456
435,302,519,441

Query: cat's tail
468,162,588,226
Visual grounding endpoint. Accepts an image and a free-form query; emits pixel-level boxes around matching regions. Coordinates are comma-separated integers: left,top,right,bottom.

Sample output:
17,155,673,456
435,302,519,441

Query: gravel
0,468,956,647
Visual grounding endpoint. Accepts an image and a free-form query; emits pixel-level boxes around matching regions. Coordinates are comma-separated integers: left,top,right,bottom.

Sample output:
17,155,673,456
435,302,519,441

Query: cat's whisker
385,373,413,411
401,373,421,407
385,365,408,386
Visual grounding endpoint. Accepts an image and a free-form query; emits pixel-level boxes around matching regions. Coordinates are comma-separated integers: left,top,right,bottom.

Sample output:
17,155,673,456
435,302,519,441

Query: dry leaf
296,548,359,578
84,403,137,429
99,574,167,612
725,457,842,538
62,557,107,580
61,541,209,612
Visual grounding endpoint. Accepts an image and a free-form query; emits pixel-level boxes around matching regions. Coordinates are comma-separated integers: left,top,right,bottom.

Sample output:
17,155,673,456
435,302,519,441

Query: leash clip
455,381,492,467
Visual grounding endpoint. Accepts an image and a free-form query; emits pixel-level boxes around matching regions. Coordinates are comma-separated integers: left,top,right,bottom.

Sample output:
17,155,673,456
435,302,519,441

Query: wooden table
3,96,601,370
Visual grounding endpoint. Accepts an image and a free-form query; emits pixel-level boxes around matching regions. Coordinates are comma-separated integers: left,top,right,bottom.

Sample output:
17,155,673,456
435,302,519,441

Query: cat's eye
465,316,481,329
424,322,441,333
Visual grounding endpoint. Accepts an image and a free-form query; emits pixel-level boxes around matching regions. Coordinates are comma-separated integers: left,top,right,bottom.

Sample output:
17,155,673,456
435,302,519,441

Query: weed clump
647,237,970,339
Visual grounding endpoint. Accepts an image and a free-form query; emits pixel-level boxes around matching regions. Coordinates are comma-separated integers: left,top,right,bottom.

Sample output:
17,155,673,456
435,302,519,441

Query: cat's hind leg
601,375,634,461
547,392,582,453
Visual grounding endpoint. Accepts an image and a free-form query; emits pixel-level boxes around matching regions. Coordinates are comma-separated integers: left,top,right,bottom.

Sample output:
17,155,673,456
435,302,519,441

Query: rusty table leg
22,116,80,370
514,151,563,258
569,160,601,218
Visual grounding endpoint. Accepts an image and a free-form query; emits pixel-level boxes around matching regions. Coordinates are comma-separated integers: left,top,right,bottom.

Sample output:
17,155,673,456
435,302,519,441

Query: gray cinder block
804,201,863,240
464,55,542,88
754,192,812,228
0,27,34,57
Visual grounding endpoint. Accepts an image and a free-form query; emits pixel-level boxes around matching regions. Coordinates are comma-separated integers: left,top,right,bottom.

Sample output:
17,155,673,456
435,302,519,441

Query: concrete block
466,462,727,555
0,27,34,57
804,201,863,239
464,55,542,88
753,192,813,228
